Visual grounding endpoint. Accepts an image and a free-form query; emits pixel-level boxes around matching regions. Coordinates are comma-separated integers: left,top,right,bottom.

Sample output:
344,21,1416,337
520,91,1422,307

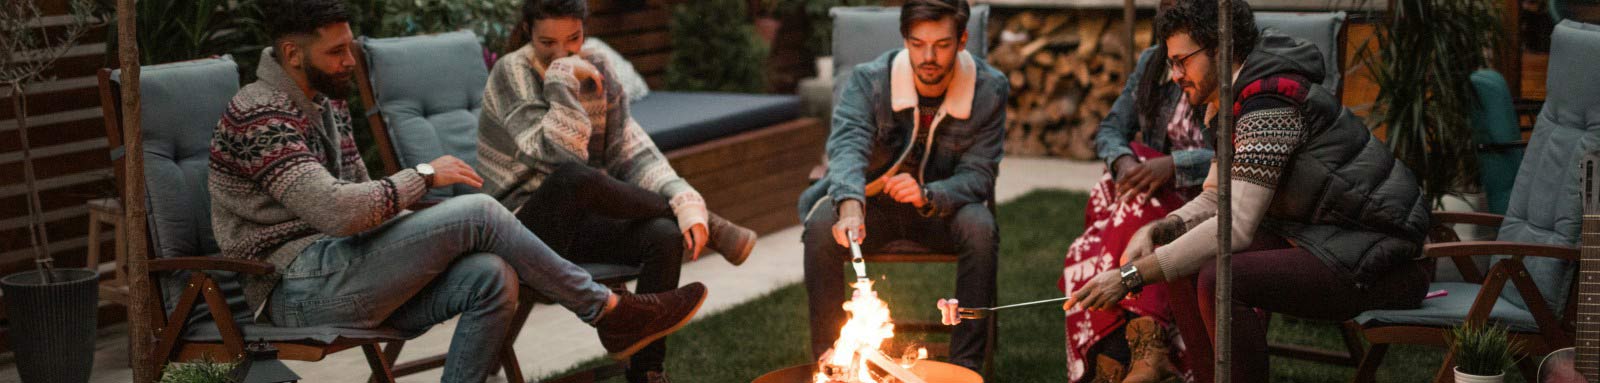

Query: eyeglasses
1167,48,1209,74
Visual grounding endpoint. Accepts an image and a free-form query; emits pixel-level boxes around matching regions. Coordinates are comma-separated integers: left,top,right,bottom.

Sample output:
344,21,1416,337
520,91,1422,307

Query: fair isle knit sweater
477,45,706,232
210,48,427,312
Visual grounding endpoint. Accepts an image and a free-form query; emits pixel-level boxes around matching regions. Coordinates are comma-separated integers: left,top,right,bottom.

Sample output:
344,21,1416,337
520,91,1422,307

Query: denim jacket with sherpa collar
799,49,1009,220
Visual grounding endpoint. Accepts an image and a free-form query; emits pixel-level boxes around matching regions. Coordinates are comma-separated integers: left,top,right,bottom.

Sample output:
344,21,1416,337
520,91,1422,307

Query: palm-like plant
1450,323,1521,376
1361,0,1505,204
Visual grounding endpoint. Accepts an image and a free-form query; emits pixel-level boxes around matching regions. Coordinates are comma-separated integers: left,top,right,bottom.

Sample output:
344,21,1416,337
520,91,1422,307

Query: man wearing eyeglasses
1066,0,1432,381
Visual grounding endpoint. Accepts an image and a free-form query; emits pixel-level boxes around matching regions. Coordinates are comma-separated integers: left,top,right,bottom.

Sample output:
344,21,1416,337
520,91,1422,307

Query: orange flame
815,279,905,383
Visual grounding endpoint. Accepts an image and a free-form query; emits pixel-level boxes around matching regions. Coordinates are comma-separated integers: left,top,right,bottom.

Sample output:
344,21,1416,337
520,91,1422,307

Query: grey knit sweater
209,48,427,312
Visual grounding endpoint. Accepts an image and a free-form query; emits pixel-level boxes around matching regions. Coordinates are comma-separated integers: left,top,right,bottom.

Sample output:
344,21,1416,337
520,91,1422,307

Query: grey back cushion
830,5,990,84
1494,20,1600,317
360,30,489,199
112,56,246,324
1255,11,1346,94
111,57,237,260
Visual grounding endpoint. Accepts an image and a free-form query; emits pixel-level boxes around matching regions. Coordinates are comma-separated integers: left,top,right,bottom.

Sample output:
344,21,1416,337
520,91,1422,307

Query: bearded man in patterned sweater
207,1,705,381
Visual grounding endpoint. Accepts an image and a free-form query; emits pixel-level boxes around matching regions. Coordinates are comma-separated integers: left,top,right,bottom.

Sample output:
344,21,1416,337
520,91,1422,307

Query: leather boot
707,213,756,266
1095,354,1128,383
1123,316,1179,383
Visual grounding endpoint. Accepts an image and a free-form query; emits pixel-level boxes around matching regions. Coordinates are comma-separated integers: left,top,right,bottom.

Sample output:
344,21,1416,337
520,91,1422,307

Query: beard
304,59,353,99
1180,70,1218,106
915,62,950,86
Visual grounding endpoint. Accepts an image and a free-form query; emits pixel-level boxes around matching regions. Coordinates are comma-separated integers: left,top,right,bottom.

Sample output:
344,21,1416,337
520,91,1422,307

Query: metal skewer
954,296,1073,320
847,232,868,284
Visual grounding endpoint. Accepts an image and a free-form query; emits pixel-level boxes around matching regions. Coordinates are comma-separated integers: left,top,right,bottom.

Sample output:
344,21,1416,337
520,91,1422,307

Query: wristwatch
1119,264,1144,293
415,163,436,188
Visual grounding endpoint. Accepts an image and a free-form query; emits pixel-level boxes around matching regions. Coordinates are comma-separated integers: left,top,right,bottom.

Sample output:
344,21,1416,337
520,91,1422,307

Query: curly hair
263,0,351,43
1154,0,1258,63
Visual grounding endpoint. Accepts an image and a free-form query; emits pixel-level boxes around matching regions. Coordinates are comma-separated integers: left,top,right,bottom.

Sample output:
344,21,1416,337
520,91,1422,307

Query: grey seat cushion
184,319,423,344
830,5,990,84
1353,282,1538,332
632,91,803,152
360,30,489,199
1255,11,1346,93
1491,20,1600,316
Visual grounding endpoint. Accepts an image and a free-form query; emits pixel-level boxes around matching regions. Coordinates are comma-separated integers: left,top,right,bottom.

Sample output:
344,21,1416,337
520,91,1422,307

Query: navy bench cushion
633,91,803,152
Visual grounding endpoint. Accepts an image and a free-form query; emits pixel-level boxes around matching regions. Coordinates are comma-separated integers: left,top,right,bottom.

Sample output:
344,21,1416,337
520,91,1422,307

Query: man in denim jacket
795,0,1008,372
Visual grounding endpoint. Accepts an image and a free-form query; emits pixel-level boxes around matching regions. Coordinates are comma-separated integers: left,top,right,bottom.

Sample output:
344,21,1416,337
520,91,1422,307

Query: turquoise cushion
1353,282,1538,332
110,57,238,261
1469,70,1523,215
114,58,245,329
1255,12,1346,94
1494,20,1600,317
360,31,489,199
829,5,990,84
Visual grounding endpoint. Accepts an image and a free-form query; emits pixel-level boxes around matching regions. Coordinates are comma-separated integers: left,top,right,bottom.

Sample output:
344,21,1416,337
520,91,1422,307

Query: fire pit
752,362,983,383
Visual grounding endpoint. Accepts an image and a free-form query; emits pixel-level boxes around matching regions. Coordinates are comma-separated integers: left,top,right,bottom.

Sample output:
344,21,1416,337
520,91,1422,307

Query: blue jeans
268,194,611,383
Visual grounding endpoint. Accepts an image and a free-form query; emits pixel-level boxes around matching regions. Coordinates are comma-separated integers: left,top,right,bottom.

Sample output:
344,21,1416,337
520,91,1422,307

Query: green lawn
546,189,1503,382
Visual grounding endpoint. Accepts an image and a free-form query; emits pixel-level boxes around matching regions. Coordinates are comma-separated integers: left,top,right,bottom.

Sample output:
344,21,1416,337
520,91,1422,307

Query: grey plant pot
1,268,99,383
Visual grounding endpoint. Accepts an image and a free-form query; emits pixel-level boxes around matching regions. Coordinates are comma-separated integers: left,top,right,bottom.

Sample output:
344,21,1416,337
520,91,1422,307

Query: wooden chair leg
1516,357,1540,380
370,341,405,383
112,215,126,282
87,210,103,271
363,343,398,383
1352,342,1386,383
498,290,537,383
1340,322,1366,364
1432,347,1457,383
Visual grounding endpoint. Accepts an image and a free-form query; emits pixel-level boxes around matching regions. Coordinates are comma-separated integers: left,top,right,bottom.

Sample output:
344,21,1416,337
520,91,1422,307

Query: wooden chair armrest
1423,241,1578,261
147,257,276,275
1430,211,1506,228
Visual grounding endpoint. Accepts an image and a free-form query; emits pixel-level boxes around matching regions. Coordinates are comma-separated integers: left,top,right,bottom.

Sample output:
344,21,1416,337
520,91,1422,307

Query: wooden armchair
1350,211,1580,382
98,57,429,382
1348,20,1600,382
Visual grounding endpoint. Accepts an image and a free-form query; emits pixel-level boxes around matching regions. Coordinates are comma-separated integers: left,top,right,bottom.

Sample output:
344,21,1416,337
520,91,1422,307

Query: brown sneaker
596,282,707,360
707,213,757,266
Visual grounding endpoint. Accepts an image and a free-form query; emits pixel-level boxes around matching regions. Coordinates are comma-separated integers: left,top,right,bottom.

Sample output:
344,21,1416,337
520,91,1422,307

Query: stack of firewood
987,11,1153,160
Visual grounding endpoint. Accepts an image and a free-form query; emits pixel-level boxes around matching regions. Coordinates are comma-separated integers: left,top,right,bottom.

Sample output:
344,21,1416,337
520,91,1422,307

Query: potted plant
667,0,769,93
1361,0,1506,205
160,359,237,383
0,1,103,382
1450,323,1521,383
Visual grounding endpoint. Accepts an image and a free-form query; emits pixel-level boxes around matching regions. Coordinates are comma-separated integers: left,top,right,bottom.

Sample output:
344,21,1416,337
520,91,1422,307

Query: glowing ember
814,279,927,383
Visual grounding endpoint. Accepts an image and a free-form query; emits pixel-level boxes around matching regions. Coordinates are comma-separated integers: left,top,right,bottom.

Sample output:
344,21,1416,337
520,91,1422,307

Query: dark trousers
1166,234,1428,383
514,163,684,374
802,195,998,371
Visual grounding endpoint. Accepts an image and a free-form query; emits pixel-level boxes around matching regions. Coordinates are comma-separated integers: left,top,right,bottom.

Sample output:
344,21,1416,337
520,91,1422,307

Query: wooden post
1214,0,1234,382
1125,0,1136,74
115,0,154,381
